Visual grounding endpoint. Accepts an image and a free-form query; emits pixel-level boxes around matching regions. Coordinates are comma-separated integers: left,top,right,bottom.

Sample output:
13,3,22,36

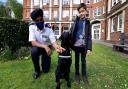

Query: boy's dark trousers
31,47,51,74
74,47,86,76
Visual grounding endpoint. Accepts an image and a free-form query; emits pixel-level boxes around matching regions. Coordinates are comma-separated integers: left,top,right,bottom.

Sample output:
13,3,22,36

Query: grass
0,43,128,89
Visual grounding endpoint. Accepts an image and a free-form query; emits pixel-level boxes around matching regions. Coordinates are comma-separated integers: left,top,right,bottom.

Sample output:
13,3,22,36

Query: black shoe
75,75,80,84
67,81,71,88
33,72,39,79
56,82,60,89
83,76,89,84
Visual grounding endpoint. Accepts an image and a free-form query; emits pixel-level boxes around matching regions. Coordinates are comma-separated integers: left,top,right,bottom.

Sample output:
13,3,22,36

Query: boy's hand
87,50,92,56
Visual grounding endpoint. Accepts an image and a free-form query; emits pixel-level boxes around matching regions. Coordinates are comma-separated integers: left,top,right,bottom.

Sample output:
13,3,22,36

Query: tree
7,0,23,20
0,2,11,18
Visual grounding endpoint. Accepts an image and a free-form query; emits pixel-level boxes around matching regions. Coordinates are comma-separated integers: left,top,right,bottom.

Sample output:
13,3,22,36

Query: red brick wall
124,6,128,35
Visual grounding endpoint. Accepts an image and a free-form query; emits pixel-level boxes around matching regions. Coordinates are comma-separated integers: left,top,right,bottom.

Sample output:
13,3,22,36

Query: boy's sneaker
33,72,40,79
82,76,89,84
75,75,80,84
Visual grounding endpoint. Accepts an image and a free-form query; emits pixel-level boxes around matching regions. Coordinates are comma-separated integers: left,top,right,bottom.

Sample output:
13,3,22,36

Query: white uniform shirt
29,23,56,45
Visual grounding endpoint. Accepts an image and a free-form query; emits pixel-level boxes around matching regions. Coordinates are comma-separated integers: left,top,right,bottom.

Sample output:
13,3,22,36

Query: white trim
108,0,111,12
70,0,73,21
58,23,61,38
49,0,52,20
121,0,126,3
45,21,73,23
59,55,71,58
111,17,115,32
59,0,62,21
107,19,111,40
40,0,42,8
117,12,123,32
122,10,125,33
107,4,128,18
30,0,33,13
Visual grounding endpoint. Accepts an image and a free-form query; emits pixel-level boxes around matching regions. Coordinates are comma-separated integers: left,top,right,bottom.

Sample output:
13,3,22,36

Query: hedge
0,17,30,55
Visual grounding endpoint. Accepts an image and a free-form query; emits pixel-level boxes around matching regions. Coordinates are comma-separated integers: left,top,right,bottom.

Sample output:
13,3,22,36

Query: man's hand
52,42,65,53
44,46,51,56
87,50,92,56
55,45,65,53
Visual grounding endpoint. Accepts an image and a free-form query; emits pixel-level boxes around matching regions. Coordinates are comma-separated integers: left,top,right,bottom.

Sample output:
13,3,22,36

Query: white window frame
43,11,49,18
54,0,58,5
93,8,101,17
63,0,70,5
111,17,116,32
117,13,123,31
54,27,59,35
43,0,49,5
94,0,100,3
112,0,118,7
86,0,90,4
73,0,81,4
53,11,58,18
73,10,78,17
63,10,69,18
33,0,40,6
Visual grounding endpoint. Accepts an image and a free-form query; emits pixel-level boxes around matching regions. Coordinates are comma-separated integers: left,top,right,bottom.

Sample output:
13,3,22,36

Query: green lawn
0,43,128,89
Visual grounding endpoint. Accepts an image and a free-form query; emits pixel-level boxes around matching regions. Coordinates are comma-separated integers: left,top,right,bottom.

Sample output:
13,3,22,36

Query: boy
70,3,92,84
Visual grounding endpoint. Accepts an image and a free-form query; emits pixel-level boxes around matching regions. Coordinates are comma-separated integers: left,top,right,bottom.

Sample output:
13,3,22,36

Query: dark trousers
74,47,86,76
31,47,51,74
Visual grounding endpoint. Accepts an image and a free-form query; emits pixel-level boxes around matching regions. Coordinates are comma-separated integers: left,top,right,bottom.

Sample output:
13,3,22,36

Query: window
54,0,58,5
73,0,80,4
94,0,100,3
63,10,69,18
43,0,49,5
43,11,49,18
73,10,78,17
63,27,69,32
94,8,101,17
86,0,90,4
33,0,40,6
118,13,123,31
111,17,116,32
112,0,118,7
63,0,70,5
53,11,58,18
54,27,59,35
86,10,90,17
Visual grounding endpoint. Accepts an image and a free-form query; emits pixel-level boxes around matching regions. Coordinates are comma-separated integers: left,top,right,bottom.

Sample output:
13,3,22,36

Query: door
92,24,101,40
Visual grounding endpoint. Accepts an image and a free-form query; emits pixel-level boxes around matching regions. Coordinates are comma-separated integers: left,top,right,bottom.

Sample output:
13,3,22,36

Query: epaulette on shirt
29,22,35,26
45,23,51,28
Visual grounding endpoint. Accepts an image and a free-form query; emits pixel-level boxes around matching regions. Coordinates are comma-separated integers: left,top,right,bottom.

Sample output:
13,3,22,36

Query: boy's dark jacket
70,16,92,51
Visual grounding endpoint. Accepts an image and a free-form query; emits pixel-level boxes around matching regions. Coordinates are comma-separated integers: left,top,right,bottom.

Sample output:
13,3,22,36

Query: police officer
29,8,65,79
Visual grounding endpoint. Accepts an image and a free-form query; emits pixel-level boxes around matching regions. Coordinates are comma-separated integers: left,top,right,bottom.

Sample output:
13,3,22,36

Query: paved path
93,40,113,47
93,40,128,58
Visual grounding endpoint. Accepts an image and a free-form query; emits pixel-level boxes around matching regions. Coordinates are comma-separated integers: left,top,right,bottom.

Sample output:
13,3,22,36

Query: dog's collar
59,55,71,58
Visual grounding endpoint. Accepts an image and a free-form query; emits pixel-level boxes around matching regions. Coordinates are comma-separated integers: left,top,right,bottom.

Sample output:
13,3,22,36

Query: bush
14,47,30,59
0,46,14,61
0,17,30,57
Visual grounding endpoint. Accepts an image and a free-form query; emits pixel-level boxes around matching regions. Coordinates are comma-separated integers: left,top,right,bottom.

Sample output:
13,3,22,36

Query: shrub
0,17,30,58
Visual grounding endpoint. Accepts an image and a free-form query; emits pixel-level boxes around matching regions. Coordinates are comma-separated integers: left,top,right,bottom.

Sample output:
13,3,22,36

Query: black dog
55,31,72,89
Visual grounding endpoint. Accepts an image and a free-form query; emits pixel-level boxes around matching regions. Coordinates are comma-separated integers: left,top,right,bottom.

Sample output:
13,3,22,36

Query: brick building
23,0,128,42
106,0,128,43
